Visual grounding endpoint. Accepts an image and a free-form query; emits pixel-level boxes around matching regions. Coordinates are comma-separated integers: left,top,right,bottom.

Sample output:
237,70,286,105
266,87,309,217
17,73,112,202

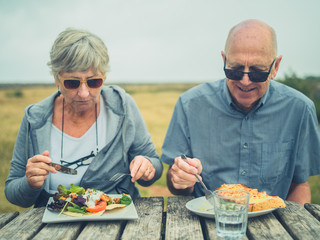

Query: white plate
185,196,276,219
42,194,138,223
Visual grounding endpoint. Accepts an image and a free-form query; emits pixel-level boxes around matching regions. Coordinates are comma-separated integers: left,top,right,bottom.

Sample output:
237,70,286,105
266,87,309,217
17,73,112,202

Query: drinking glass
213,189,250,239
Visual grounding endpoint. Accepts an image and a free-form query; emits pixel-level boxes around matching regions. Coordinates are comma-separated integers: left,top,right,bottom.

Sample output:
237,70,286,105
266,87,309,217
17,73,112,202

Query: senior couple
5,19,320,208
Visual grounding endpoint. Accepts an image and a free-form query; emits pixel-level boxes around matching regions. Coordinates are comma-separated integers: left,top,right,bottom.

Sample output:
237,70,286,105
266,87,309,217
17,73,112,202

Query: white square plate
42,194,138,223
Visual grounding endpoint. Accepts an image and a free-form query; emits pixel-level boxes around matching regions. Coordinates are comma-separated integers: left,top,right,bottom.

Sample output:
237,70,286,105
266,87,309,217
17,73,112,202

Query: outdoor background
1,1,320,84
1,76,320,214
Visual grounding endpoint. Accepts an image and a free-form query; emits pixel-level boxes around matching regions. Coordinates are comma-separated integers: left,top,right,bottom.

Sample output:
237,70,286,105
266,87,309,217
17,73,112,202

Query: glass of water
213,189,250,239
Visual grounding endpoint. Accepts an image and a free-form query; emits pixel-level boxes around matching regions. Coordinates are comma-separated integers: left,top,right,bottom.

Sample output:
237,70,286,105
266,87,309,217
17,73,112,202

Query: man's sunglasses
224,57,276,82
58,75,106,90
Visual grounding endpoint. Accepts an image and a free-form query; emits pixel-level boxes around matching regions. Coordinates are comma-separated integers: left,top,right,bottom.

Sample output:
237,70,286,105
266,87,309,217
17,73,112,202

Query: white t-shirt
49,96,108,194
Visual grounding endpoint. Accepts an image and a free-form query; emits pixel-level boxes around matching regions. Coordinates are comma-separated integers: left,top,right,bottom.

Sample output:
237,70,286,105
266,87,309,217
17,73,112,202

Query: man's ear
221,51,225,61
271,55,282,79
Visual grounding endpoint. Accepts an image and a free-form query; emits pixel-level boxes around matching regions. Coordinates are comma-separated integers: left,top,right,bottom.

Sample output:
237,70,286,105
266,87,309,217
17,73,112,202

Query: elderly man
160,19,320,205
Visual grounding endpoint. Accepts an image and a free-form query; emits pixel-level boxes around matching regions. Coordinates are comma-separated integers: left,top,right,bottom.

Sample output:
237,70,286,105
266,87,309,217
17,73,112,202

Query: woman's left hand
129,155,155,182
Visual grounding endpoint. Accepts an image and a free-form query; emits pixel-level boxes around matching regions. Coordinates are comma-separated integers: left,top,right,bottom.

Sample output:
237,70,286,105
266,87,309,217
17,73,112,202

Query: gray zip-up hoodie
5,85,162,208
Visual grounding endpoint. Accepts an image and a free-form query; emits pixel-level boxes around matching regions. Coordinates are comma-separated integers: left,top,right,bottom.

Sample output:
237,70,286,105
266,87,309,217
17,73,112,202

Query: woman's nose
77,82,90,98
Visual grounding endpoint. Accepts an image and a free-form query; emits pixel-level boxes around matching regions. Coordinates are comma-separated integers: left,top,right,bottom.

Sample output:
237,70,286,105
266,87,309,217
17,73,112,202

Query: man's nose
78,82,90,98
240,66,252,85
240,72,252,85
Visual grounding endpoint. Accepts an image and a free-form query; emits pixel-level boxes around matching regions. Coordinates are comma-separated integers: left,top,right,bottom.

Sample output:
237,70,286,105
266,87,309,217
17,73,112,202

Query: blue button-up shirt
160,79,320,199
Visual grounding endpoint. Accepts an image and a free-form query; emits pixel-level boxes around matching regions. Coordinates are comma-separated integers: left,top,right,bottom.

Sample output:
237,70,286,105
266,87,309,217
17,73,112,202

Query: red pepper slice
86,200,107,213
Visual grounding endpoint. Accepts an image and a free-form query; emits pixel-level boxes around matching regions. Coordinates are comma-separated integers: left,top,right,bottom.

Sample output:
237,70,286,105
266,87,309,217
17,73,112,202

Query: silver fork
181,154,214,206
109,172,131,182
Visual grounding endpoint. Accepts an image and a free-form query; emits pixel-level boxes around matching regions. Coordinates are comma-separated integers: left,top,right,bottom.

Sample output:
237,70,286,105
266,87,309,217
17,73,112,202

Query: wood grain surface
275,201,320,239
0,211,19,230
122,197,164,240
0,198,320,239
0,207,45,240
166,196,204,240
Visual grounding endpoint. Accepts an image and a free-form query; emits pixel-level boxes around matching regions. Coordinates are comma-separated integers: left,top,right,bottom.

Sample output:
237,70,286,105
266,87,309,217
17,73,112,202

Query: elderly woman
5,28,163,208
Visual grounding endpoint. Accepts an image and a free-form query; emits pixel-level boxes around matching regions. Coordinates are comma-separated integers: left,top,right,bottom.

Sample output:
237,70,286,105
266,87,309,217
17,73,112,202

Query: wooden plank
202,217,249,240
33,222,84,240
305,203,320,222
275,201,320,239
0,212,19,229
77,221,125,240
247,213,292,240
165,196,203,240
0,207,45,240
121,197,164,240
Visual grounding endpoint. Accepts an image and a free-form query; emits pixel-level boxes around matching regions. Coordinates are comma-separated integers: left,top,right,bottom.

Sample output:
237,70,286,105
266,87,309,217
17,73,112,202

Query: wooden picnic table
0,196,319,239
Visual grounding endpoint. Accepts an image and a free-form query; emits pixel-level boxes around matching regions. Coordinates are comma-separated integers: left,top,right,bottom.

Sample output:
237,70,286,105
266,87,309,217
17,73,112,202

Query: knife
49,163,77,175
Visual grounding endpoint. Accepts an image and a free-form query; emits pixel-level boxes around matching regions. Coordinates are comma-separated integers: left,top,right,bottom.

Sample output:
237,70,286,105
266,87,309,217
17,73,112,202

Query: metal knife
49,163,77,175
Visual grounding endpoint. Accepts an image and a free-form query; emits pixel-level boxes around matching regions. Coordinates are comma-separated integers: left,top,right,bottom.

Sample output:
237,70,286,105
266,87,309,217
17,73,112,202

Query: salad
47,184,132,216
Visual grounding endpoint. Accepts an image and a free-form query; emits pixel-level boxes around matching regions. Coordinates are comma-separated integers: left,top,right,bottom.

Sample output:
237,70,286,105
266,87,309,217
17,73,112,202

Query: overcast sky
0,0,319,84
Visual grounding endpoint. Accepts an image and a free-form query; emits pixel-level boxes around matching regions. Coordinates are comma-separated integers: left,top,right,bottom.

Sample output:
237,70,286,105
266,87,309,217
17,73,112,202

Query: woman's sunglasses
58,75,106,90
224,57,276,82
60,151,95,170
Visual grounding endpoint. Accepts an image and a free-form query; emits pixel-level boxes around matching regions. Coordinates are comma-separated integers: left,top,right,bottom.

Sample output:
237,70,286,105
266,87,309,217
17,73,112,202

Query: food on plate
216,183,286,212
47,184,132,216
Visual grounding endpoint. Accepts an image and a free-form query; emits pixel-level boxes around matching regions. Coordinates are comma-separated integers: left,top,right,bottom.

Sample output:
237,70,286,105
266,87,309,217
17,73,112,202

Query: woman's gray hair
47,28,110,80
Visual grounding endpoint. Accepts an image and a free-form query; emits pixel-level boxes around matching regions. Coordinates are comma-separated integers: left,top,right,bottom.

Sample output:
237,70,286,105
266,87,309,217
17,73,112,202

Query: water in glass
213,189,249,239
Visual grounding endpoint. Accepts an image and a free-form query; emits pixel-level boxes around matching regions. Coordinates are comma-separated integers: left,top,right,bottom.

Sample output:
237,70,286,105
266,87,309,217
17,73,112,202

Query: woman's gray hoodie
5,85,163,208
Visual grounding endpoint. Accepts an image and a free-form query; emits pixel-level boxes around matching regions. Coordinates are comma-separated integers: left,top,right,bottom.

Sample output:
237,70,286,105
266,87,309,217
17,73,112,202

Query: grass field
1,84,319,214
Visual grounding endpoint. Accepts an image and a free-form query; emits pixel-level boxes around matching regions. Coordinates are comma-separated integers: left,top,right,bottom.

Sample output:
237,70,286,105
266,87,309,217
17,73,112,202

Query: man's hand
167,156,203,195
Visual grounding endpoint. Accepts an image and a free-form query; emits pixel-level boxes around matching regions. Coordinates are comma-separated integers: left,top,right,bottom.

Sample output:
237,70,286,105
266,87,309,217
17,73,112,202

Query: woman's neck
53,95,100,138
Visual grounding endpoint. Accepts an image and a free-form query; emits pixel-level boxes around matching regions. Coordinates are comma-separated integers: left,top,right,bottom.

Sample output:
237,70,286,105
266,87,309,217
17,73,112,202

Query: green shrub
5,90,24,98
278,73,320,122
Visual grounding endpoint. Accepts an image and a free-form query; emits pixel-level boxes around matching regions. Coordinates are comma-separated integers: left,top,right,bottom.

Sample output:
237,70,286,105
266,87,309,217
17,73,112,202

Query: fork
109,172,131,182
181,154,214,206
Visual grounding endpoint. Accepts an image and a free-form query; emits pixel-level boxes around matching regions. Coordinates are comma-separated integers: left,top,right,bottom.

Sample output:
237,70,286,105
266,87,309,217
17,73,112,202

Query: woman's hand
26,150,57,189
129,155,155,182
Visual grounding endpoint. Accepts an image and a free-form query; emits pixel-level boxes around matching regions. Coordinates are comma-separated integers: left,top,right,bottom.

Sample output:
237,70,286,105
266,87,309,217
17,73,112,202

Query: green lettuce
120,194,132,205
69,184,85,195
57,185,70,197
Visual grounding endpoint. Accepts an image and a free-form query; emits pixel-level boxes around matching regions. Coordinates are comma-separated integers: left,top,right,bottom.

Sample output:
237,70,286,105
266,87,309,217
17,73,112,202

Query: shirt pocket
260,141,293,184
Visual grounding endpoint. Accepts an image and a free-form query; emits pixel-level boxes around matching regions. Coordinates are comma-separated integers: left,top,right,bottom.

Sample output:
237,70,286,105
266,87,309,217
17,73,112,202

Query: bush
277,73,320,122
5,90,24,98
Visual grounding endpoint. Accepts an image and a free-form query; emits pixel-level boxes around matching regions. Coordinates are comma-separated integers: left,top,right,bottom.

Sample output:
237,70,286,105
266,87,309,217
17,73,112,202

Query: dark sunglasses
58,75,106,90
224,57,276,82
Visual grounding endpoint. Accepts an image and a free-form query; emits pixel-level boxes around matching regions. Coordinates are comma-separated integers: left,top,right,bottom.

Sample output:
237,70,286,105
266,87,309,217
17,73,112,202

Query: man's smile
237,86,255,92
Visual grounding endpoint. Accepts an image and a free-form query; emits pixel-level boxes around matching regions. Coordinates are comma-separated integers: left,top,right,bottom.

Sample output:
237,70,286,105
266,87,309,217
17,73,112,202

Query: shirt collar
223,78,271,113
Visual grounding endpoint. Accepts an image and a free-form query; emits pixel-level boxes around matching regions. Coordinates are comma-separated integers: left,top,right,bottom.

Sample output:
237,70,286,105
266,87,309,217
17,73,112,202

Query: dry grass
0,87,58,213
1,83,320,214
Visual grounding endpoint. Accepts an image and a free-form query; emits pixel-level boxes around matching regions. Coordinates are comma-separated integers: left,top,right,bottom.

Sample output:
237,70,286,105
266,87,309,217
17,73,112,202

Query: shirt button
245,116,249,120
243,143,248,148
241,170,247,176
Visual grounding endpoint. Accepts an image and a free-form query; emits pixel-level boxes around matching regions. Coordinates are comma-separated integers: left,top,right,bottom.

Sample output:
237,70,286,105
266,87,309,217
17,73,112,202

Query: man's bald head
224,19,278,58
